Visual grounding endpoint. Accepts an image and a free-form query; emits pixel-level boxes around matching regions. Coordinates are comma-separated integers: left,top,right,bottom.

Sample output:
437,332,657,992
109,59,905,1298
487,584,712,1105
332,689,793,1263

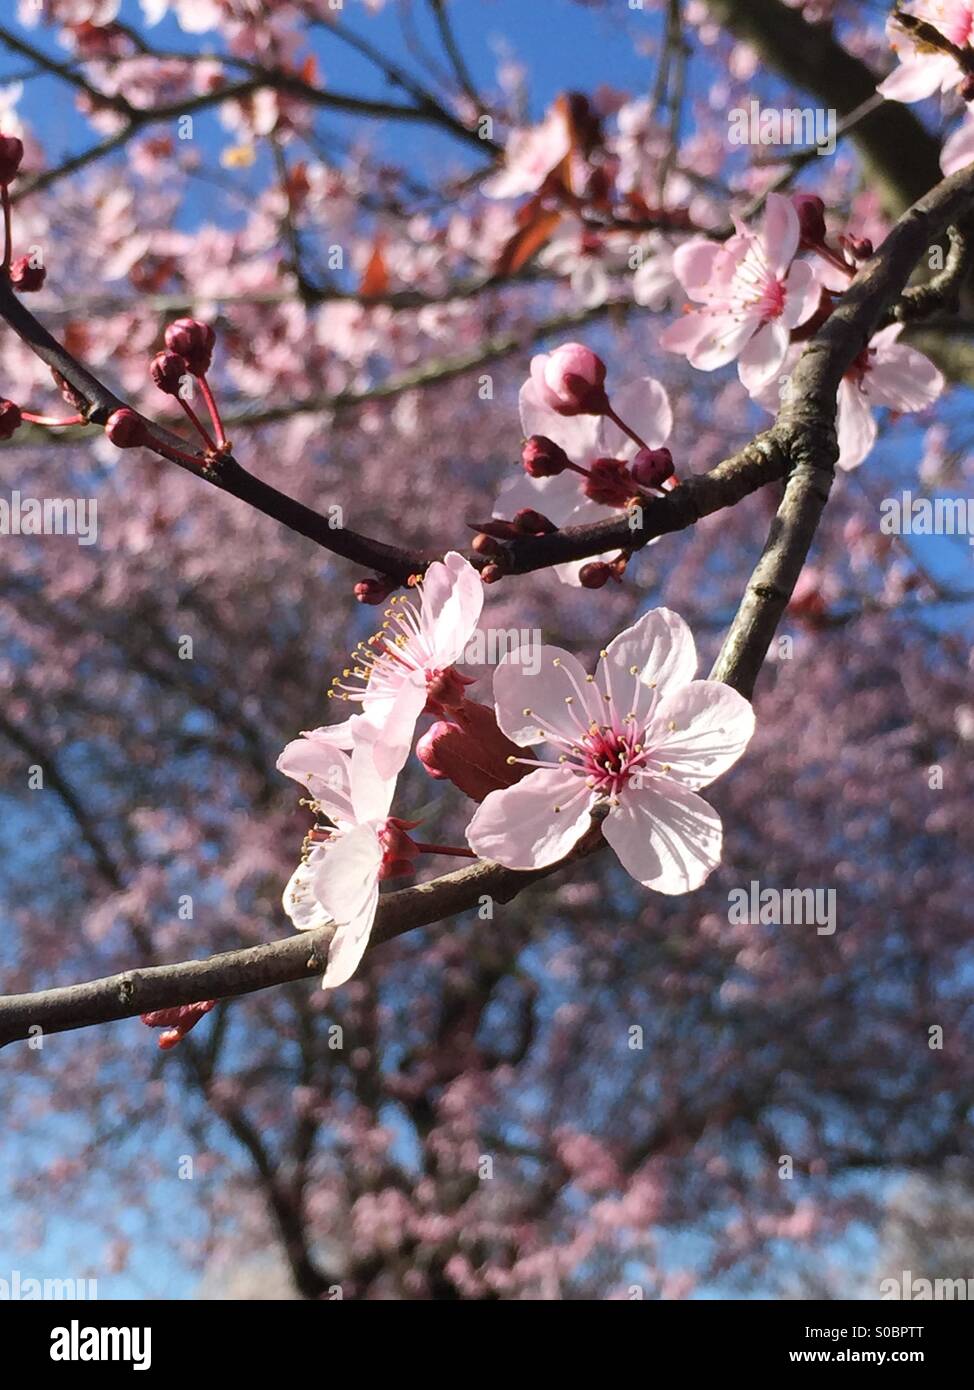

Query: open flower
481,103,572,200
754,325,944,470
317,552,483,777
497,370,673,585
466,608,755,894
278,732,401,989
659,193,820,392
877,3,974,103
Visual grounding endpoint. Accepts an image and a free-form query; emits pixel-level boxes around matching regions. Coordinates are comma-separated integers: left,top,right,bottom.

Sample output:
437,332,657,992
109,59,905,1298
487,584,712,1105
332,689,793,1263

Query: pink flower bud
105,408,148,448
630,446,674,489
472,532,504,556
353,575,395,605
150,350,191,397
840,233,873,262
792,193,827,248
480,563,503,584
10,256,45,292
164,317,215,375
584,457,633,507
522,434,570,477
530,343,609,416
0,399,22,439
0,133,24,185
141,999,215,1050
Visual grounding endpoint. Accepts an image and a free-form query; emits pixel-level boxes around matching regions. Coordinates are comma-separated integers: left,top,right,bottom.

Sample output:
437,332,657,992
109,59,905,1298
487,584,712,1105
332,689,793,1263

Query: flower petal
600,606,697,725
276,737,354,824
283,846,333,932
518,377,603,463
494,645,601,746
761,193,800,278
311,822,384,988
597,376,673,457
836,378,877,471
646,679,755,789
738,319,789,394
604,781,722,893
466,766,592,868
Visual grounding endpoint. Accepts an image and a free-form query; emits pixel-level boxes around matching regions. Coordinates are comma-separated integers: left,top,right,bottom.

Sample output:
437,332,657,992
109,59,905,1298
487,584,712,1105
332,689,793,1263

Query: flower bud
480,563,502,583
584,456,632,506
141,999,215,1050
0,399,22,439
512,508,557,534
630,446,674,489
472,532,504,556
150,350,191,397
0,133,24,185
105,408,148,448
579,561,612,589
353,575,394,605
418,702,532,801
164,317,215,375
792,193,827,248
522,434,570,477
530,343,609,416
840,233,873,262
10,256,46,292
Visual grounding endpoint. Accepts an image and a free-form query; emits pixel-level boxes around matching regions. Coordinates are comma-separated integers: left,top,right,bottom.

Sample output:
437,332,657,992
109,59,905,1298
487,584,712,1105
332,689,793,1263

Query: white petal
276,737,354,824
836,378,876,471
466,766,593,869
737,320,789,394
603,781,723,893
518,377,602,464
646,679,755,789
282,846,333,933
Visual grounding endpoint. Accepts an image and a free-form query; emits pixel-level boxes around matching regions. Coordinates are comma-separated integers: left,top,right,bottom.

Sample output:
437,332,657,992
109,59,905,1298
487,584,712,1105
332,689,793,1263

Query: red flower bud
522,434,570,477
840,233,873,262
584,457,633,506
0,133,24,185
353,575,395,605
141,999,215,1050
105,408,148,449
418,701,532,801
472,532,504,557
793,193,827,248
150,350,191,397
512,508,557,534
164,317,215,375
630,446,674,489
378,817,420,880
0,399,22,439
480,563,503,584
579,561,612,589
10,256,46,292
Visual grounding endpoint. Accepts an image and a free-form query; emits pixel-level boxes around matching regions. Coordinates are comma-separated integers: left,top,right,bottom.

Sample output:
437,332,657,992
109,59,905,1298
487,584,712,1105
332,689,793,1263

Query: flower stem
198,373,227,446
178,396,218,452
604,403,650,453
20,411,85,427
1,185,10,274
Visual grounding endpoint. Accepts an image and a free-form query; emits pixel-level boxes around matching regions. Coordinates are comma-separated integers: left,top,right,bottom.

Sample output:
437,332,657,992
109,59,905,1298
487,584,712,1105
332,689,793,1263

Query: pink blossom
497,367,673,586
877,3,974,103
941,112,974,175
466,608,755,893
755,325,944,470
529,342,609,416
659,193,820,392
277,736,398,989
314,552,483,777
481,104,572,200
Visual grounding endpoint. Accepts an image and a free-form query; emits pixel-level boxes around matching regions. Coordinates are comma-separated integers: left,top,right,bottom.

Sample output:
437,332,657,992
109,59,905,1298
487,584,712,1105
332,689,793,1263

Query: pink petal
941,116,974,176
659,311,722,360
493,645,601,745
865,344,944,413
761,194,800,278
466,766,593,869
646,679,756,789
600,607,697,726
738,319,789,394
312,823,384,989
367,679,428,781
276,737,354,824
495,469,583,527
780,260,821,329
418,551,484,665
878,53,956,104
282,846,332,933
603,781,723,893
687,313,758,372
671,237,724,298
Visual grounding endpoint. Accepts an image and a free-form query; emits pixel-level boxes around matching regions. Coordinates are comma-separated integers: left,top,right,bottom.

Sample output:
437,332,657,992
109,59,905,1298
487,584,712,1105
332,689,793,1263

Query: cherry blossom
466,608,755,893
659,193,820,392
497,366,673,585
481,103,572,200
277,734,399,989
319,551,484,777
941,113,974,175
877,3,974,103
755,325,945,470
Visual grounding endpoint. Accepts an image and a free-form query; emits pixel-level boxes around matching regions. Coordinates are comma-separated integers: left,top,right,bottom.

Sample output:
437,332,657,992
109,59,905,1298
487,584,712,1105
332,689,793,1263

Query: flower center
581,725,641,794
